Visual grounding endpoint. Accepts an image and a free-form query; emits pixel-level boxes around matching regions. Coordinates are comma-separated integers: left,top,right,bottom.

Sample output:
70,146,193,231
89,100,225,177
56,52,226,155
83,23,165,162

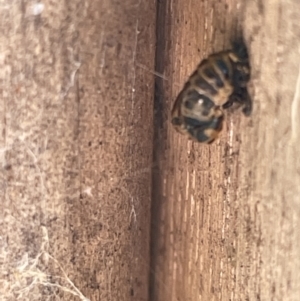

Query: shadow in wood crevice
149,0,172,300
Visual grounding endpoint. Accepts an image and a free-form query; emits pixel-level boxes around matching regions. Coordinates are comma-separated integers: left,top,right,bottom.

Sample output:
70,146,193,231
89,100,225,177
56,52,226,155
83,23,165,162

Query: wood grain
150,0,300,300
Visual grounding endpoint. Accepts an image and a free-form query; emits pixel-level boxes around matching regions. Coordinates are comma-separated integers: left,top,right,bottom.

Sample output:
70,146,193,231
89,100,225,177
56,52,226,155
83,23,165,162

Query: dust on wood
0,1,155,300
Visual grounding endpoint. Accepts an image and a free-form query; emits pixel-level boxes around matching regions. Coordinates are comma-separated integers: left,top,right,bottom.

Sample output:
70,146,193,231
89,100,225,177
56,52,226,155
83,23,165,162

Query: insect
171,39,252,144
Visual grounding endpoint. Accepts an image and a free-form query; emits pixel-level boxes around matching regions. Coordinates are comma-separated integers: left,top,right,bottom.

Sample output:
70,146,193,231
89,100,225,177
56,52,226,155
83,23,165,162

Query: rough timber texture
2,0,300,301
0,1,155,300
150,0,300,301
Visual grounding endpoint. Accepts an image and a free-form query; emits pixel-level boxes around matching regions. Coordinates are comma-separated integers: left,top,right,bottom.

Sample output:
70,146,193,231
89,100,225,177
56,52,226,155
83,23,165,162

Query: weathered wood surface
2,0,300,300
0,1,155,300
150,0,300,300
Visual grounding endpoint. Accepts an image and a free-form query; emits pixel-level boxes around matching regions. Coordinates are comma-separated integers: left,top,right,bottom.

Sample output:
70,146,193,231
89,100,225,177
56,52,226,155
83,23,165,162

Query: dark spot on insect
203,67,216,78
215,76,224,88
203,67,223,87
99,141,103,145
184,99,194,109
222,99,233,109
187,90,201,101
184,117,203,127
189,127,209,143
216,59,230,78
203,67,224,88
195,77,218,95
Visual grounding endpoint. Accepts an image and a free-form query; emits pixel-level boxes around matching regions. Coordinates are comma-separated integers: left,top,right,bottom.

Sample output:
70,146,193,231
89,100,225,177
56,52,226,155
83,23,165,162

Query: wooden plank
0,1,156,300
150,0,300,300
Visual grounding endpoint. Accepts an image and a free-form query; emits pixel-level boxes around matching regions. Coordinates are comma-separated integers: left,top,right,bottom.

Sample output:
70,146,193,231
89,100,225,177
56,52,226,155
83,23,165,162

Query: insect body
171,40,252,144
